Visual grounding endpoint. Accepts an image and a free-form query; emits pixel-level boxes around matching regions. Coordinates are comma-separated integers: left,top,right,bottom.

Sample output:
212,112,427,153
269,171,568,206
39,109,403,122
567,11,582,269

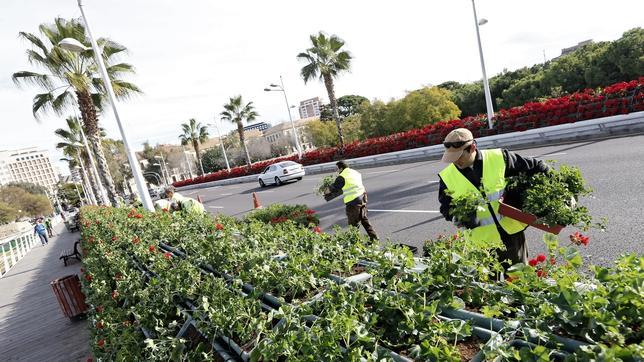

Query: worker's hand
323,193,333,202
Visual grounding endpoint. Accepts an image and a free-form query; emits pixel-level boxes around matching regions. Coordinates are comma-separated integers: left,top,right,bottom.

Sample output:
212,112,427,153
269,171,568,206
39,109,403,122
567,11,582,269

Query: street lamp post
207,121,231,172
182,146,194,179
74,149,97,205
471,0,495,129
77,127,108,204
264,76,303,158
154,154,170,184
58,0,154,211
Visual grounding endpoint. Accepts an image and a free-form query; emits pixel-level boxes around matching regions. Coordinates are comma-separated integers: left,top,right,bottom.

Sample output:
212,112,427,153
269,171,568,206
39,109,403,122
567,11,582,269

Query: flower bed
80,206,643,360
174,78,644,188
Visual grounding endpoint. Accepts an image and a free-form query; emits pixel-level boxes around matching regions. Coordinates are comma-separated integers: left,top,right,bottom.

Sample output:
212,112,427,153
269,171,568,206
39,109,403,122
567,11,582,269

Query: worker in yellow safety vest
324,160,378,240
171,197,206,215
438,128,551,268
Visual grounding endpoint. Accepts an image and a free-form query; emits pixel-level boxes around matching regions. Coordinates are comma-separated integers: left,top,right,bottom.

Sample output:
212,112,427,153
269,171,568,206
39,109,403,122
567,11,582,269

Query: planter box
498,200,564,234
50,274,87,320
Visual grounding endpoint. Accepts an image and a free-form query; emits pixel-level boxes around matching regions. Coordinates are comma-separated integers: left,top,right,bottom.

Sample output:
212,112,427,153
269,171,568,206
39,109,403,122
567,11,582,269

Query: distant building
263,117,318,153
298,97,321,119
243,122,271,133
0,147,58,189
560,39,593,57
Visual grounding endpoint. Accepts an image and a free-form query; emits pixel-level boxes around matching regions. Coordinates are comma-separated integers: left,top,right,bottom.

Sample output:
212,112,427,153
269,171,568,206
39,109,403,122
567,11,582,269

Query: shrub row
174,78,644,187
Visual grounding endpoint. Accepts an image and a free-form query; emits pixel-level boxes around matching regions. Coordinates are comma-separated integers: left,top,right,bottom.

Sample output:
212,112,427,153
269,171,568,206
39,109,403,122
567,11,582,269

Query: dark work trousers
345,195,378,240
496,229,528,270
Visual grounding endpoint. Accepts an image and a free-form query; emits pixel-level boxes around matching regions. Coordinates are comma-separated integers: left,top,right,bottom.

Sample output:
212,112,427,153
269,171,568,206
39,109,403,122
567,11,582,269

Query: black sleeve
327,175,345,194
503,149,551,178
438,176,453,221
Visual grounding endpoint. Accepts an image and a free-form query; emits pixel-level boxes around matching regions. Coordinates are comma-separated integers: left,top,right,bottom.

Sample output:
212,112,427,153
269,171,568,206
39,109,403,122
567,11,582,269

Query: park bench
59,241,82,266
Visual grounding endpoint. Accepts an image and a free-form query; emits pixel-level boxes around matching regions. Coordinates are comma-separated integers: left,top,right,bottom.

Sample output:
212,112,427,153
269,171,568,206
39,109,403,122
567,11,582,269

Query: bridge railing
0,229,38,278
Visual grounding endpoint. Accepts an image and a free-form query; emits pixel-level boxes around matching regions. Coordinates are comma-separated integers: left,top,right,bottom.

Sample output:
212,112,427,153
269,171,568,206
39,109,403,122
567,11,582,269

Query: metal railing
0,229,38,278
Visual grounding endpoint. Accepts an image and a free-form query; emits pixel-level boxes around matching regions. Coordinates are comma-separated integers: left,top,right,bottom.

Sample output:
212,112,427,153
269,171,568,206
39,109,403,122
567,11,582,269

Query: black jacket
438,149,550,227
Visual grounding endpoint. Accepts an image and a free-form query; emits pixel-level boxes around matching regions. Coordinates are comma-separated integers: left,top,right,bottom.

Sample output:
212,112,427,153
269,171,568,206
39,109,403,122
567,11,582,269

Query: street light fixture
264,76,303,158
58,0,154,211
207,120,231,172
470,0,495,129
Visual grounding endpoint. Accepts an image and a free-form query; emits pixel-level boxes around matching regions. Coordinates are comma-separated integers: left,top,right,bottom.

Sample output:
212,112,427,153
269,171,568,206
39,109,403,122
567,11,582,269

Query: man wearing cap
324,160,379,240
437,128,550,268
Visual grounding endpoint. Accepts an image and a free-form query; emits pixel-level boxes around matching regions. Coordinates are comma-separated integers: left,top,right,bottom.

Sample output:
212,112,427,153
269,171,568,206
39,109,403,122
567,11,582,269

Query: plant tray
498,200,564,235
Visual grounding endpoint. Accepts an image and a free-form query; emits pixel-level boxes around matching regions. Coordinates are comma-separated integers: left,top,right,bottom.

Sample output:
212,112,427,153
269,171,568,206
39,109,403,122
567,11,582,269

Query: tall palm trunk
192,140,204,176
323,73,345,149
76,149,98,205
77,90,118,206
237,122,252,166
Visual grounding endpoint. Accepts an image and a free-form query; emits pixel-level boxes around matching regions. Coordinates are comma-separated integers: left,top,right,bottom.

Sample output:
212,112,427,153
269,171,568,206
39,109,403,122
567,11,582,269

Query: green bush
244,203,320,227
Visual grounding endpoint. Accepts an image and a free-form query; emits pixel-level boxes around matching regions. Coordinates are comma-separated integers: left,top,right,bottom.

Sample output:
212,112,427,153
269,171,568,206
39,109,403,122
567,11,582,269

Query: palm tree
54,116,102,205
179,118,209,176
220,96,258,167
12,18,142,206
297,32,352,149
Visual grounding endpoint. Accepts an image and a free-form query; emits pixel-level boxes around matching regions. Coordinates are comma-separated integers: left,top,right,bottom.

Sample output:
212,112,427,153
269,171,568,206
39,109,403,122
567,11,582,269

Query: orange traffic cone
252,192,262,209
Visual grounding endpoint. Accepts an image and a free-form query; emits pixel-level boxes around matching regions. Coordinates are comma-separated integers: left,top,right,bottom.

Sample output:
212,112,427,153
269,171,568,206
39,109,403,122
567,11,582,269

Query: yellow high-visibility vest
340,168,366,204
181,197,205,214
439,149,526,244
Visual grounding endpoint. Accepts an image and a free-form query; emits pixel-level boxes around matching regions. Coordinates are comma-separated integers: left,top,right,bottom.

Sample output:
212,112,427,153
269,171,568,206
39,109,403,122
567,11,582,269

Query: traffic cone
252,192,262,209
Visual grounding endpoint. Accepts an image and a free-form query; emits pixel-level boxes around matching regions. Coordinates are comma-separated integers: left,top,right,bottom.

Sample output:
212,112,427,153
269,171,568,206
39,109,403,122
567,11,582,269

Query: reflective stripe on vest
340,168,366,204
438,149,527,244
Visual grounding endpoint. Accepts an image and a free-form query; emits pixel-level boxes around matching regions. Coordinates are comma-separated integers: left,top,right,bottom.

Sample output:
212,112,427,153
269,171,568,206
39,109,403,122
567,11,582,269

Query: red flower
132,236,140,244
313,226,322,234
550,257,556,265
536,270,547,278
97,339,105,348
84,274,93,282
528,259,538,267
148,245,155,252
96,321,104,329
111,236,117,241
162,208,169,212
163,252,172,259
111,290,119,300
134,213,143,219
536,254,546,263
569,231,590,246
96,305,104,313
215,223,224,231
305,209,316,215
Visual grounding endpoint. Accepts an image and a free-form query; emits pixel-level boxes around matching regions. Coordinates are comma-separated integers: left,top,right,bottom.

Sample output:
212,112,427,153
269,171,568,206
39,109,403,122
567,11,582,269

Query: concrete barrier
177,111,644,191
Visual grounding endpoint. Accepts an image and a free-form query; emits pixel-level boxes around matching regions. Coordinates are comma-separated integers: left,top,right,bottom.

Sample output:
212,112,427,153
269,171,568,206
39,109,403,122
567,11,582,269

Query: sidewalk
0,224,90,361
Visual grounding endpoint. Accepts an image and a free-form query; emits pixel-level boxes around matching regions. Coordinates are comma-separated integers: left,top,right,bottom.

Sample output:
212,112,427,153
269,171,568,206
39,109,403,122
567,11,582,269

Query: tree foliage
306,116,362,148
57,183,82,208
5,182,48,196
359,87,460,138
201,148,224,174
0,202,19,224
0,186,53,219
440,28,644,117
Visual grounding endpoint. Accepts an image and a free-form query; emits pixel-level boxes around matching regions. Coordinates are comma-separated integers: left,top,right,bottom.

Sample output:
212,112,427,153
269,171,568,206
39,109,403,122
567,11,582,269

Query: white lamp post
264,76,303,158
207,121,231,172
471,0,495,129
58,0,153,211
154,154,170,184
182,146,194,178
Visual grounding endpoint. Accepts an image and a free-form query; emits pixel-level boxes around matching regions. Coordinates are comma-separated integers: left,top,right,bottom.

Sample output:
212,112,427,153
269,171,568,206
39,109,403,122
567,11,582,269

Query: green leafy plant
315,175,336,196
446,190,487,226
244,203,320,227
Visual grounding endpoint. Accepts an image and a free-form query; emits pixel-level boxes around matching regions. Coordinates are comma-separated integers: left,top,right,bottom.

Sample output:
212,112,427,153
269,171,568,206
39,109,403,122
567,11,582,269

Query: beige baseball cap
441,128,474,163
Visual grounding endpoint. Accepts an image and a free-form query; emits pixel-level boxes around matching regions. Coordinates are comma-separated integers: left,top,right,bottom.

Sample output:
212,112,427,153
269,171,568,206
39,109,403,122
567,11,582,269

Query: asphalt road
183,135,644,265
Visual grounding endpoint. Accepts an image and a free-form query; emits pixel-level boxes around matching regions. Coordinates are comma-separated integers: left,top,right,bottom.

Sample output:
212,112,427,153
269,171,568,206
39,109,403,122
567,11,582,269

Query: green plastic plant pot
441,308,520,332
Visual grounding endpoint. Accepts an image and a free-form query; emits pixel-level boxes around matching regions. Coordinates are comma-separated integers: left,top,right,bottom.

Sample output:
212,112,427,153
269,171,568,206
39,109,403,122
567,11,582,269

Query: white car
258,161,305,187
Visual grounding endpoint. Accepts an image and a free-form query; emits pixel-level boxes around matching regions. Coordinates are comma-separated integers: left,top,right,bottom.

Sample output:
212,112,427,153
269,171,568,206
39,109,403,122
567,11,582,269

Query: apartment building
298,97,322,119
0,147,58,189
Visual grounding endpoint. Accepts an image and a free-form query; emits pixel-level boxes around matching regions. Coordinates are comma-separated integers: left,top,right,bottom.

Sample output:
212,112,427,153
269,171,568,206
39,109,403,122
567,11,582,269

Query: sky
0,0,642,175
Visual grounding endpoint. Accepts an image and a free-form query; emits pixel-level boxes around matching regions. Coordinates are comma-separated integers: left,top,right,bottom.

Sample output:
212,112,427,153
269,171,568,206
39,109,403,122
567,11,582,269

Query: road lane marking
220,193,233,196
208,206,225,209
529,152,567,157
365,169,399,175
428,180,439,184
369,209,440,213
255,190,274,193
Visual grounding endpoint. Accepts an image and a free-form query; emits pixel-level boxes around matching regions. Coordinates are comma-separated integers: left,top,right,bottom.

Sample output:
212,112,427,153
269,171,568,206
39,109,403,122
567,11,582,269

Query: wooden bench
60,241,82,266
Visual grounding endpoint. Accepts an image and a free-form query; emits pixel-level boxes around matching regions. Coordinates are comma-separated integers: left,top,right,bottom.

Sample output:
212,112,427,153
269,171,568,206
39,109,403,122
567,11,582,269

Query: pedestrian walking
437,128,550,269
34,218,49,246
324,161,378,240
45,217,54,237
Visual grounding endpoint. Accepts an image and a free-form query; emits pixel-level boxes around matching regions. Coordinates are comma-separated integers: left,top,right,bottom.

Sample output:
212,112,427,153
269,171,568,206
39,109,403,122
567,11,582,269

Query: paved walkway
0,224,90,361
